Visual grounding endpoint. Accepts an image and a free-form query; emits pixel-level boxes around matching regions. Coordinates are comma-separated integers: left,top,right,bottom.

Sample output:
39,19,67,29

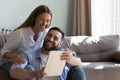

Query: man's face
43,30,62,51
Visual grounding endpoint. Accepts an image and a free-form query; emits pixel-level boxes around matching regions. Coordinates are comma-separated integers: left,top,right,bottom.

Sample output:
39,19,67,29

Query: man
10,27,86,80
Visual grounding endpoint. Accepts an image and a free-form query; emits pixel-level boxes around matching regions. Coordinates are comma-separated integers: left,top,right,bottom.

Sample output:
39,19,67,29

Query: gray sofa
62,34,120,80
0,34,120,80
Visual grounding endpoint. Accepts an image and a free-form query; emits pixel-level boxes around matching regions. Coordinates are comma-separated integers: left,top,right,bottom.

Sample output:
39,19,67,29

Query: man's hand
37,67,47,79
60,48,73,61
60,48,82,66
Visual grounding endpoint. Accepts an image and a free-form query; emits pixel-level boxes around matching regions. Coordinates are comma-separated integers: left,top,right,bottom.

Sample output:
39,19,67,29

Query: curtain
73,0,91,36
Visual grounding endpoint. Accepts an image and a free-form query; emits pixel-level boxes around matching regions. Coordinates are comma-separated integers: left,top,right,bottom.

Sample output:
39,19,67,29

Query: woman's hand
12,54,25,64
3,52,25,64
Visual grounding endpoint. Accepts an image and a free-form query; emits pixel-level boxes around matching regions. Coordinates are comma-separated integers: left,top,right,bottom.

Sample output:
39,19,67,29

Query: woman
0,5,52,72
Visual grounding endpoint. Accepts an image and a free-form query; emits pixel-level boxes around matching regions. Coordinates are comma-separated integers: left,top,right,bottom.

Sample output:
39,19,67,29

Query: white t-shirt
0,27,48,65
41,53,48,68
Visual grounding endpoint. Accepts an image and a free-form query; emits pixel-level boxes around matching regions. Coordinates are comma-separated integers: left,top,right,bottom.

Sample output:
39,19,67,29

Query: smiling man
10,27,86,80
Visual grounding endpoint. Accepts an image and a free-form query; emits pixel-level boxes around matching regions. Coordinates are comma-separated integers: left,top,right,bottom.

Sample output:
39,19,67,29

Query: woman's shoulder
10,29,21,36
8,27,28,39
17,27,31,32
14,27,33,35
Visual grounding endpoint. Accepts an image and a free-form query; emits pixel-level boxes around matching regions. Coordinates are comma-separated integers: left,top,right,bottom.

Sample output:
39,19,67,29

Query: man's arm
10,67,37,80
9,53,38,80
10,67,47,80
9,54,37,80
10,51,47,80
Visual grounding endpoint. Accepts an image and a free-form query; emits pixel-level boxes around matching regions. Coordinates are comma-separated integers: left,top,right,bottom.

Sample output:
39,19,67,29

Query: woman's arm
3,52,25,64
0,30,25,63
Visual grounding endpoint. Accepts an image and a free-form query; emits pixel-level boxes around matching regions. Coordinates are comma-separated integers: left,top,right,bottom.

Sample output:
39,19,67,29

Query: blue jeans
66,66,86,80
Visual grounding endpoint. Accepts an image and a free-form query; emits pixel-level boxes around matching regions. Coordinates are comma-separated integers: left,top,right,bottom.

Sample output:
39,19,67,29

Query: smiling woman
0,4,52,73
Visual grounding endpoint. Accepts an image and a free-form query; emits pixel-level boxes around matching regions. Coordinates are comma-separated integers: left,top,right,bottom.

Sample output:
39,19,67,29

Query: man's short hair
48,27,64,40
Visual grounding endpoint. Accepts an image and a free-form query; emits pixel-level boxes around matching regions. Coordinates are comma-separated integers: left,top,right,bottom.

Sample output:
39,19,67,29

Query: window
91,0,119,36
116,0,120,34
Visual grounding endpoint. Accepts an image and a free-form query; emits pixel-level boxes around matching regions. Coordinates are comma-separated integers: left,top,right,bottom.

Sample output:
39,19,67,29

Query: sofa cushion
79,50,117,62
62,35,119,61
62,35,119,54
0,33,9,49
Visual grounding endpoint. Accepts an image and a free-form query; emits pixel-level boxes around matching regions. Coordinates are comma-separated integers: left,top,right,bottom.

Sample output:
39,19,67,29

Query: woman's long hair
15,5,52,30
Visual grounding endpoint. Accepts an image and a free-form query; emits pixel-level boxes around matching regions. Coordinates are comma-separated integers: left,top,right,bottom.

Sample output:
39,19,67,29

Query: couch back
0,34,119,62
0,34,9,49
62,35,119,62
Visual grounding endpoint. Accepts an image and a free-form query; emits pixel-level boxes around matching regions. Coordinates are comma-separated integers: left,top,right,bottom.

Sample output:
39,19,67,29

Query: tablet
44,51,66,76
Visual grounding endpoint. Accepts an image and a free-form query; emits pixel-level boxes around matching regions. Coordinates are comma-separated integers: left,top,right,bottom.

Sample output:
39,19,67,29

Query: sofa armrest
112,51,120,62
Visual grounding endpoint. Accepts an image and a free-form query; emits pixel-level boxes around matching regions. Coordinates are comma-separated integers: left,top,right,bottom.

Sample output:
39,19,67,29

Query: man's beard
43,41,57,51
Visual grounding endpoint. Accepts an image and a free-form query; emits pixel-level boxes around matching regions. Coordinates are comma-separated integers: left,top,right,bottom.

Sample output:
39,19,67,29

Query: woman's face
34,13,52,32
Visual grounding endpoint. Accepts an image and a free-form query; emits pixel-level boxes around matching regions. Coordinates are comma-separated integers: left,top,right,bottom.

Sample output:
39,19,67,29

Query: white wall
0,0,73,35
